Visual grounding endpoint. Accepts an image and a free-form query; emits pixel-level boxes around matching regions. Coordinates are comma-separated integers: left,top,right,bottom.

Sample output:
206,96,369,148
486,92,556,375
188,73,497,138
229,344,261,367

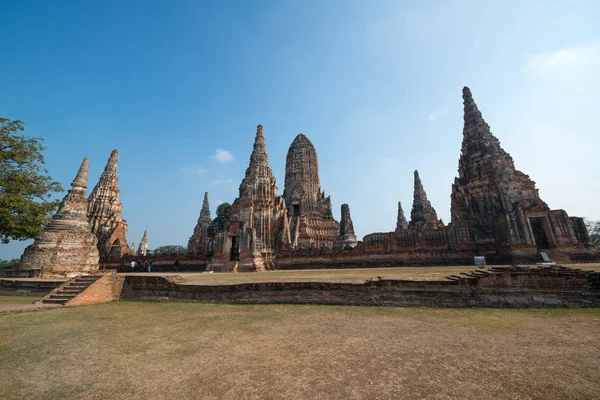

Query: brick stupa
19,158,100,276
188,192,212,254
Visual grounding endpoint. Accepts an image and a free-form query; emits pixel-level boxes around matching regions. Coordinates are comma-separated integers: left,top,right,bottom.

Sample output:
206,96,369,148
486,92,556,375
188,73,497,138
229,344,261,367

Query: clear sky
1,0,599,259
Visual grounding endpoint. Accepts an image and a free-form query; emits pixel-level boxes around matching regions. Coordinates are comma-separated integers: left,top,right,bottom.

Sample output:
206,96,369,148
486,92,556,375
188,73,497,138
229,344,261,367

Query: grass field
172,263,600,285
0,296,38,306
2,301,599,399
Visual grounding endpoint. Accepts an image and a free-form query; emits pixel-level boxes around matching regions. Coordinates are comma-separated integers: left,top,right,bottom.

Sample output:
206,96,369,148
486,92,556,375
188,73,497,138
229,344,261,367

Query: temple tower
395,201,409,231
283,134,340,248
335,204,358,249
188,192,212,254
451,87,585,251
138,230,148,256
87,149,131,257
409,170,442,229
19,158,100,276
213,125,290,271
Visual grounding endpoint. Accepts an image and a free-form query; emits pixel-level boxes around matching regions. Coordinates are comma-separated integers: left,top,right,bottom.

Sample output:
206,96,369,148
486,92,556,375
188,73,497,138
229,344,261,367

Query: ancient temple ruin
409,170,443,229
137,230,148,256
450,86,590,259
283,134,340,249
91,86,593,272
334,204,358,249
188,192,212,254
395,202,409,231
211,125,291,271
87,149,131,257
20,158,100,276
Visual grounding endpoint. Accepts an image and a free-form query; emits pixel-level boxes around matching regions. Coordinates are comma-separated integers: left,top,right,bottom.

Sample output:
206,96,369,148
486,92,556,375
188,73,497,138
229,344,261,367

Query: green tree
585,219,600,251
153,245,187,255
208,202,232,237
0,117,63,243
0,258,19,270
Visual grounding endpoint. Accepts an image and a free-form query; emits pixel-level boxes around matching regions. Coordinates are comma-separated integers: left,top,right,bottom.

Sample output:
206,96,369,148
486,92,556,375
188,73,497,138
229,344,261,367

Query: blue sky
1,0,599,259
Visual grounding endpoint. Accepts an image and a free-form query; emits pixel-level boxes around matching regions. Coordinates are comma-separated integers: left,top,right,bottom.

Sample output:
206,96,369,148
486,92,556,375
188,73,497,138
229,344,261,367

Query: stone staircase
40,275,102,305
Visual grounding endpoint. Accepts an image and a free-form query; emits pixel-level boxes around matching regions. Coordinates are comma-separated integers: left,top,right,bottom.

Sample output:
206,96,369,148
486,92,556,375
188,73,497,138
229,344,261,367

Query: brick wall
120,267,600,308
67,271,125,306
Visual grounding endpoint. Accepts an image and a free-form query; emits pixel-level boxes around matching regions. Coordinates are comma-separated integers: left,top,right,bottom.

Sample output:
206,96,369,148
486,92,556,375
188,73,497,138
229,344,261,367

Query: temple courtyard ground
1,299,600,399
136,263,600,284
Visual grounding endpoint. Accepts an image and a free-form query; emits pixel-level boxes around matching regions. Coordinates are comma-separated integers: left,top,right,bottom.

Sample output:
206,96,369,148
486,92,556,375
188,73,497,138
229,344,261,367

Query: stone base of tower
211,252,268,273
19,230,100,278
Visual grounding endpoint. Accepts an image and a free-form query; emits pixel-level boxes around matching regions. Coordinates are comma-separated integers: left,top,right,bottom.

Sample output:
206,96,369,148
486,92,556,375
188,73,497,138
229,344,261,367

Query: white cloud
180,166,207,175
212,149,234,163
429,109,445,122
525,45,600,77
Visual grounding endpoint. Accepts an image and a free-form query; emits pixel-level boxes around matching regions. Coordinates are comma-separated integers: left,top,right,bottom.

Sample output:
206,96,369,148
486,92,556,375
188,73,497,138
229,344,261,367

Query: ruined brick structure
395,202,409,232
95,87,593,272
450,87,590,260
87,149,131,257
211,125,291,271
409,170,443,229
334,204,358,249
276,87,592,268
187,192,212,254
137,230,148,256
19,158,100,276
283,133,340,249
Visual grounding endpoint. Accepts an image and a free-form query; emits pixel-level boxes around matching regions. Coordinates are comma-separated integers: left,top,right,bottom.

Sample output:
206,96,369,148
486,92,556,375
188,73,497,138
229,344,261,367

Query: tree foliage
153,245,187,255
585,219,600,250
0,258,19,270
208,202,232,237
0,118,63,243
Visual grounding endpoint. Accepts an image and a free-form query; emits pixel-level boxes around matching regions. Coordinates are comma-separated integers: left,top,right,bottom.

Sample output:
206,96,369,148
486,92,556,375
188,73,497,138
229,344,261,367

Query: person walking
131,260,136,272
147,260,152,272
173,260,180,272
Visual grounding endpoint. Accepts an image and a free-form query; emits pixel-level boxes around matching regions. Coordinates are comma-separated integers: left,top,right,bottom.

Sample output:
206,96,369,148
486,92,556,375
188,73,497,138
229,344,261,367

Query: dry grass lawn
1,302,599,399
0,296,38,306
173,263,600,285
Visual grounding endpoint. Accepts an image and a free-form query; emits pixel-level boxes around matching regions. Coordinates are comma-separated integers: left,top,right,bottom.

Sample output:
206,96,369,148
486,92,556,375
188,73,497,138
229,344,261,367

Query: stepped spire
248,124,269,170
452,87,549,239
396,201,408,231
19,158,99,276
238,124,278,200
87,149,131,257
462,86,486,126
409,170,441,229
71,158,89,189
200,192,210,219
336,204,357,249
188,191,212,253
137,230,148,256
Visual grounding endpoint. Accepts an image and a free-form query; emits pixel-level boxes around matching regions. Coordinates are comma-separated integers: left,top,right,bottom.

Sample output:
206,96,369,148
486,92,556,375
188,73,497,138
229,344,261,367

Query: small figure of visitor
131,260,136,272
147,260,152,272
173,260,180,272
144,260,149,272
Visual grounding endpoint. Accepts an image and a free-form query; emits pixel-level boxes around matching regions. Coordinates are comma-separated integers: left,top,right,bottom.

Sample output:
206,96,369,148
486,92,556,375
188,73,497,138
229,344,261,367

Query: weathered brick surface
284,133,340,248
0,279,64,296
88,150,132,257
67,271,125,306
120,267,600,308
19,158,100,276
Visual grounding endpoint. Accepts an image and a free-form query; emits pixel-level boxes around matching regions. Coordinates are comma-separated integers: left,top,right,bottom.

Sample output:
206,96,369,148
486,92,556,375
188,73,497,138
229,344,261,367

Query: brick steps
41,275,102,305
